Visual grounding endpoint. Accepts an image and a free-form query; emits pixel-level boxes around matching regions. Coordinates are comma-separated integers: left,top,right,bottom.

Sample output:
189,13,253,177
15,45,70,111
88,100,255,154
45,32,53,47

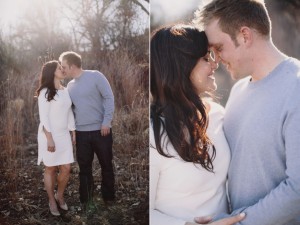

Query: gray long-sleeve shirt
67,70,114,131
220,58,300,225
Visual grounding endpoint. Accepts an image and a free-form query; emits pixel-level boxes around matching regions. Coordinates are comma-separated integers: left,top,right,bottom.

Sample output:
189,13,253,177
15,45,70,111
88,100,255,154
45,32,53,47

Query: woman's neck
54,79,63,90
203,99,211,113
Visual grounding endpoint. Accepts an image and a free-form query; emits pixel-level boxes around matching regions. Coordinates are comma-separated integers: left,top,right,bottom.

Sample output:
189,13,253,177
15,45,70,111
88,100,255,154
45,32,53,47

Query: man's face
61,59,73,78
205,19,246,80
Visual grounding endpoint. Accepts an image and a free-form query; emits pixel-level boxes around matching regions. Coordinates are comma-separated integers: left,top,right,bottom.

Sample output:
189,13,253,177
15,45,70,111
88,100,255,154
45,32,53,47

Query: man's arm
96,72,114,135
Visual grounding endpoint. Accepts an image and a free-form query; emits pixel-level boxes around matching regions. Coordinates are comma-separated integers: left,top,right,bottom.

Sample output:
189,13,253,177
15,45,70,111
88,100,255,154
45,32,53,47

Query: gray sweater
67,70,114,131
221,58,300,225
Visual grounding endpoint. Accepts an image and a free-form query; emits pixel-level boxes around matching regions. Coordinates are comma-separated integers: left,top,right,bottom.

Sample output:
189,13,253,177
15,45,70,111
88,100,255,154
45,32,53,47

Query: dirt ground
0,134,149,225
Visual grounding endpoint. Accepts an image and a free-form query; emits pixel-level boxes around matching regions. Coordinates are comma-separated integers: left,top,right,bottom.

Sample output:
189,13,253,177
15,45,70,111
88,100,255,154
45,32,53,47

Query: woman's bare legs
56,164,71,206
44,166,59,213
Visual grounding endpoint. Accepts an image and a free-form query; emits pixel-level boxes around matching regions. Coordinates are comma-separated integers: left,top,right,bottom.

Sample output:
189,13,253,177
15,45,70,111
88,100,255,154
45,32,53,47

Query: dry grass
0,49,149,224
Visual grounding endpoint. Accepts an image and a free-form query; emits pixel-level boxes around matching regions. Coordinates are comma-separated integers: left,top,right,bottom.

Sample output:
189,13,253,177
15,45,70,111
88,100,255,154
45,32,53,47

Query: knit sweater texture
67,70,114,131
222,58,300,225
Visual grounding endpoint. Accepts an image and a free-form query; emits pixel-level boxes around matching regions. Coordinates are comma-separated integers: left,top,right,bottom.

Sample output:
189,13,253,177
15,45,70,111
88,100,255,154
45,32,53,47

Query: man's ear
238,26,253,47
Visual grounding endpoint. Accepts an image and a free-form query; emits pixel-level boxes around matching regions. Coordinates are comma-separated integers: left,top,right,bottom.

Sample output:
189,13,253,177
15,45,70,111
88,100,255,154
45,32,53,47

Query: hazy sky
0,0,149,35
0,0,29,29
0,0,62,33
151,0,206,27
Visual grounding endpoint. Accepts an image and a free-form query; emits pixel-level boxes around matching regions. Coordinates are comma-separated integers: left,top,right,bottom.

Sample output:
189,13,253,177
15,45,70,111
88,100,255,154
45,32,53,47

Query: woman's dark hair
150,24,216,172
36,60,59,101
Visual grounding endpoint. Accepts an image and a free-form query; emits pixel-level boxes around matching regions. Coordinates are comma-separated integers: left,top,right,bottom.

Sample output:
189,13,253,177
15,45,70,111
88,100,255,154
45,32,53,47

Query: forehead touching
205,19,230,47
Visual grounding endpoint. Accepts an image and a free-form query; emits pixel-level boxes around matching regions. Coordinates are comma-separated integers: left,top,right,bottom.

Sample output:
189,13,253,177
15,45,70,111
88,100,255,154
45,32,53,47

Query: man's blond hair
59,51,82,68
194,0,271,45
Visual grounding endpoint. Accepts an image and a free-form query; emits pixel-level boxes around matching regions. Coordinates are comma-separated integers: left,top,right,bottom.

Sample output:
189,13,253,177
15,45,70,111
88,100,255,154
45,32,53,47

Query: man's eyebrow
209,42,221,47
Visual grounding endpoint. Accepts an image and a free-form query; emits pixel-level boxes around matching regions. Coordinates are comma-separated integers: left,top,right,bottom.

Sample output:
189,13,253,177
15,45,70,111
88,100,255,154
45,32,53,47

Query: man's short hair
194,0,271,43
59,51,82,68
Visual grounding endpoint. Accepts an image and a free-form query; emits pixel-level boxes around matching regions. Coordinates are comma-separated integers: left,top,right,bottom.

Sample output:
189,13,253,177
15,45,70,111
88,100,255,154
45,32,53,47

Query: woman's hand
193,213,245,225
72,131,76,145
43,126,55,152
47,138,55,152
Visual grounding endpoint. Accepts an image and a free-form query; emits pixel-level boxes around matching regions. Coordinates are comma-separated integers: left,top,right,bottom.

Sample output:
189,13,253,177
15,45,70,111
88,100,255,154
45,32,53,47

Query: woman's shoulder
38,88,48,97
60,87,68,92
207,100,225,115
150,119,179,159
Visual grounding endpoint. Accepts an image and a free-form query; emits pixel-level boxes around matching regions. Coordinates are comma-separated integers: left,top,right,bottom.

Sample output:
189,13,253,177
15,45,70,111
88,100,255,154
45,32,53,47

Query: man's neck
251,41,287,81
73,69,84,79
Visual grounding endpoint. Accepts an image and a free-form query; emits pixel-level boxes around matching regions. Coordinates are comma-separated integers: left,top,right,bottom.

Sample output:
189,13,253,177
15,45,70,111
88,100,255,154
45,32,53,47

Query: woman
150,24,245,225
36,60,75,216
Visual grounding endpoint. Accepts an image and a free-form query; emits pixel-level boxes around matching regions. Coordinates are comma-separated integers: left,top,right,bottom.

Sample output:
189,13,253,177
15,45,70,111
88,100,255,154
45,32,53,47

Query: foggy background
0,0,149,224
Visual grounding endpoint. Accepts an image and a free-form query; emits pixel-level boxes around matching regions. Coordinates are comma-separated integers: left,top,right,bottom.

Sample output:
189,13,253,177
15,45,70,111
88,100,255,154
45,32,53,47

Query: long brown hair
150,24,216,172
36,60,59,101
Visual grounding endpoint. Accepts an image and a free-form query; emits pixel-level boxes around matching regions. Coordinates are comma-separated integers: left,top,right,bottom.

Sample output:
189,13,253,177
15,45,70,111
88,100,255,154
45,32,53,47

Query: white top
150,102,230,225
37,88,75,166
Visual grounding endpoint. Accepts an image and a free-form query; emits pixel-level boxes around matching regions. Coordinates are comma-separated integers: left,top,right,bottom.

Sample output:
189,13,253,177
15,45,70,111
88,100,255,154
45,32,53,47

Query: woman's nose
211,60,219,70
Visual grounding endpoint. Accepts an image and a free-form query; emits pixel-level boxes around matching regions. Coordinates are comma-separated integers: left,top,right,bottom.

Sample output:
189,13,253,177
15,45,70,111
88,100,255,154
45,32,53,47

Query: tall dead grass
99,50,149,198
0,68,39,193
0,49,149,221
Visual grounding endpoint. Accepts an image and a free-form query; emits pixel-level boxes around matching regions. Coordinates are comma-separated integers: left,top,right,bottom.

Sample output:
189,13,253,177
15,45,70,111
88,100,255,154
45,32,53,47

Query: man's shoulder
279,58,300,90
287,57,300,67
66,79,75,89
84,70,104,76
84,70,107,81
283,57,300,76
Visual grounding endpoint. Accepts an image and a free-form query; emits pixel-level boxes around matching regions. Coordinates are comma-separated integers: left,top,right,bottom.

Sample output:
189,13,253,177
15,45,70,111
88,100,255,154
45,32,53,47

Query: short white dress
37,88,75,166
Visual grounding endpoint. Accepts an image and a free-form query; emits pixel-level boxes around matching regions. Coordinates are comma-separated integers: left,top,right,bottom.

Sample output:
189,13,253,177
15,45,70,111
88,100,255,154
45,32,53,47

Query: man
194,0,300,224
59,51,115,207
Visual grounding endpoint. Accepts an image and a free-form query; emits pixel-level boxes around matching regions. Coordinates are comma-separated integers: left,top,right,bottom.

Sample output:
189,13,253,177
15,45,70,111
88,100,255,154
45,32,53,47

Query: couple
36,51,115,216
150,0,300,225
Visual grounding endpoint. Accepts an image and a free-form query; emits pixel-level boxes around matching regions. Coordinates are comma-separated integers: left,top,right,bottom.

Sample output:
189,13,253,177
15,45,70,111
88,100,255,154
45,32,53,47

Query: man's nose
214,53,221,64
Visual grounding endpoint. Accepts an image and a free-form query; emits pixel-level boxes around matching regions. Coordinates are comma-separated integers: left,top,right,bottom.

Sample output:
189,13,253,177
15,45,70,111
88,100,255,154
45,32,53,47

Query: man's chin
231,75,239,80
229,72,239,80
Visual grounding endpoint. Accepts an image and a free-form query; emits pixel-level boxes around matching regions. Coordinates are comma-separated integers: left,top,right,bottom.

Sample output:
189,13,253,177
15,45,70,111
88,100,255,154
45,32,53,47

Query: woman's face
54,64,66,80
190,51,219,94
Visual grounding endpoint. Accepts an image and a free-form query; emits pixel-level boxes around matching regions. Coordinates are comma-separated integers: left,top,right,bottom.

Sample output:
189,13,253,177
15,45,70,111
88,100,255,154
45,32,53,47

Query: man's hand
101,125,110,136
194,213,245,225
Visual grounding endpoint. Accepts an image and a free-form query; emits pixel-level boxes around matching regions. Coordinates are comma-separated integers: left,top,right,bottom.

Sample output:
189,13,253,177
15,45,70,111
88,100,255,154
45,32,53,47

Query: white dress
150,102,231,225
37,88,75,166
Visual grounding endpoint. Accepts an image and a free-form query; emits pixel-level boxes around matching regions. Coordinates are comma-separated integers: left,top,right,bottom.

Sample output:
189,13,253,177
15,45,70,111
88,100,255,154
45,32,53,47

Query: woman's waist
155,190,228,221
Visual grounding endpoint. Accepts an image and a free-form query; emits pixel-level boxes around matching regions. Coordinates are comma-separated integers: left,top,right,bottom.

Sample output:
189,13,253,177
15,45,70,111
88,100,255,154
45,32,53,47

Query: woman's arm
38,89,55,152
150,144,187,225
67,107,76,145
43,127,55,152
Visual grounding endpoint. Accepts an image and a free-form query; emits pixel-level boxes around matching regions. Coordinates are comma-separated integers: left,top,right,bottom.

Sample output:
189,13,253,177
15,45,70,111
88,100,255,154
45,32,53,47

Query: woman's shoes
54,193,68,211
49,203,60,216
